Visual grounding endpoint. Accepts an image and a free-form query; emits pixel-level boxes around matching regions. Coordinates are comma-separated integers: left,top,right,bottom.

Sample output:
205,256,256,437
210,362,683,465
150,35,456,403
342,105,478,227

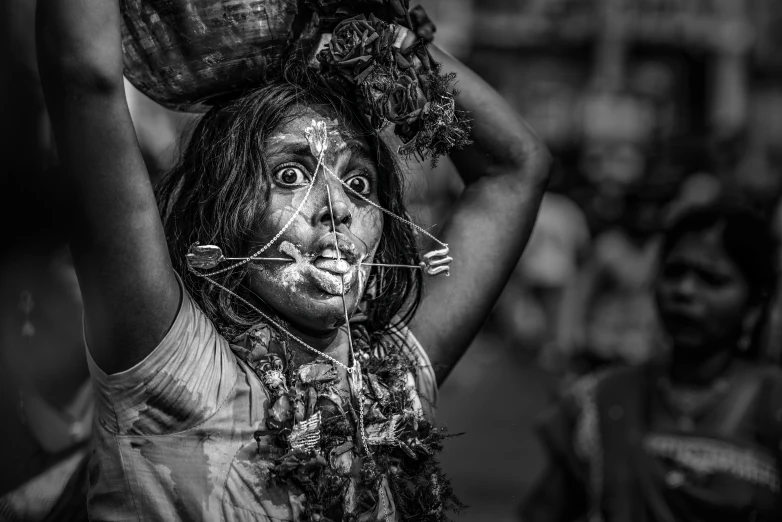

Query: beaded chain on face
187,119,456,520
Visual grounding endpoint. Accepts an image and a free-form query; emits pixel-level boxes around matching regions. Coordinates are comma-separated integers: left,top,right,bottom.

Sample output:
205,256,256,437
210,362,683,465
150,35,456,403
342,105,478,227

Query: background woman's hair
658,202,778,359
156,65,422,340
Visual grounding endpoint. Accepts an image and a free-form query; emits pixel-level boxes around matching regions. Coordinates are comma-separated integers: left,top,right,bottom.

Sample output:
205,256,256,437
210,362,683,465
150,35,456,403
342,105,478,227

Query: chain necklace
189,120,454,520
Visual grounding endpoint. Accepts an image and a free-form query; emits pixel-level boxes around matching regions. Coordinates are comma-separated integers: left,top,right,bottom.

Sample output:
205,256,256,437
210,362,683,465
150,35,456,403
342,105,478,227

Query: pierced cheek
249,262,307,294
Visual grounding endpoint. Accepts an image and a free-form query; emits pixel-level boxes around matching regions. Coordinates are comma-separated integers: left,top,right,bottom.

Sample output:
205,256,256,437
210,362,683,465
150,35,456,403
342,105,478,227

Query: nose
670,273,698,303
314,178,352,229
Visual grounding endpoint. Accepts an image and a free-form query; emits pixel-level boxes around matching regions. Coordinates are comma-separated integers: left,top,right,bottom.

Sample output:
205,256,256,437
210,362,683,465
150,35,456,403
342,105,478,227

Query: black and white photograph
1,1,781,521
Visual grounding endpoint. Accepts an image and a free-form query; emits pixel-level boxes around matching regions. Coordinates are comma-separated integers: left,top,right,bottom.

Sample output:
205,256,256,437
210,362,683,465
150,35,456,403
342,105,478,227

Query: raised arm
36,0,179,374
408,44,552,384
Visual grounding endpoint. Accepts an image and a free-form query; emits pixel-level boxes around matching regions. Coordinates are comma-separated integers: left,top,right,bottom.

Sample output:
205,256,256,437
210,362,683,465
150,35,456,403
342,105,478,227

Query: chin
670,334,709,357
283,300,358,334
278,287,365,332
249,262,370,333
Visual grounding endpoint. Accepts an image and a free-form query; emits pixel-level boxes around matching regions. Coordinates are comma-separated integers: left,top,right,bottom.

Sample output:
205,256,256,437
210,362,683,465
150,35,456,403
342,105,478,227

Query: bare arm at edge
36,0,179,374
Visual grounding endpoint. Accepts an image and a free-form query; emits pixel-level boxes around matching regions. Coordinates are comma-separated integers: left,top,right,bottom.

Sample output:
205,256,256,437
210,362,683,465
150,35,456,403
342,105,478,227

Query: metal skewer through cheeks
183,119,451,522
187,242,452,275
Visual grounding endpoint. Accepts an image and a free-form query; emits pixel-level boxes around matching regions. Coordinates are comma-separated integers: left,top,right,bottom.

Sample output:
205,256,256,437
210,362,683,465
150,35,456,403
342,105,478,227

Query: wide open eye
272,163,311,188
344,173,372,196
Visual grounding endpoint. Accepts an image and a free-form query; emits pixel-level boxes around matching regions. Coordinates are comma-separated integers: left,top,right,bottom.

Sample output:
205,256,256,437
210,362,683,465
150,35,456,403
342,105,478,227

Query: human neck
669,346,735,387
243,292,353,368
260,318,350,372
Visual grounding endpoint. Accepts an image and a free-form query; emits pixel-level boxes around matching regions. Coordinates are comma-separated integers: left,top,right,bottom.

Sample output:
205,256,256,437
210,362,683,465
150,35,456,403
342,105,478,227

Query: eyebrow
266,138,311,156
267,136,371,161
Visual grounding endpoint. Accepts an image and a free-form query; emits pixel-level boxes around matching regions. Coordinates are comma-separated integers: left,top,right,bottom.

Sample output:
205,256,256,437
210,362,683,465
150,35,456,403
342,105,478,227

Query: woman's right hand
36,0,181,374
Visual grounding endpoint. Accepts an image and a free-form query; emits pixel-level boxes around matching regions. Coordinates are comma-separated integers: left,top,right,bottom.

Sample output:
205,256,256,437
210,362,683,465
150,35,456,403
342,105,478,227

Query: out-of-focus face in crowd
655,226,751,356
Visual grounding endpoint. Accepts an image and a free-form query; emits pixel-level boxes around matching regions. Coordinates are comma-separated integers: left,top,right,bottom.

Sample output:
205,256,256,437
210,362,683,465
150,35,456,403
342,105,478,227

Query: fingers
421,246,451,276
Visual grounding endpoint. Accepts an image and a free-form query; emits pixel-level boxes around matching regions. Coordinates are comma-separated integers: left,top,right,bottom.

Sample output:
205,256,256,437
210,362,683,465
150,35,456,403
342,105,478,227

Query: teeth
320,248,339,260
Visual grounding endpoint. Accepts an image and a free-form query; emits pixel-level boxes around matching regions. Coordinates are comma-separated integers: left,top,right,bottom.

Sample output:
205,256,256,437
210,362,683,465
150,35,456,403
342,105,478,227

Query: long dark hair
156,66,422,340
658,202,778,359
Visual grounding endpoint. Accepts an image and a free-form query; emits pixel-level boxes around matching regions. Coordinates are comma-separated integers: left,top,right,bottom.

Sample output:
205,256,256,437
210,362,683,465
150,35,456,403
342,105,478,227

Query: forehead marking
304,119,347,161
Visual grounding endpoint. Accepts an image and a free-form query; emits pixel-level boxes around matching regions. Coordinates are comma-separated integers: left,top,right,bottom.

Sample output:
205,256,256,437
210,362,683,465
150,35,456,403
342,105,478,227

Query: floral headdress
305,1,471,165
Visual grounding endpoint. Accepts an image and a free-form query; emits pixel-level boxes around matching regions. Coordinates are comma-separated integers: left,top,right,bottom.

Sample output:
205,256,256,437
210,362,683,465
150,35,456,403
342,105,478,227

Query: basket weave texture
121,0,301,112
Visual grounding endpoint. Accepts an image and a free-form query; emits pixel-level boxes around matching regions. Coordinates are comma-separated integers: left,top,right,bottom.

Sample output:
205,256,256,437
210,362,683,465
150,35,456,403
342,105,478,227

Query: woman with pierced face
36,1,551,520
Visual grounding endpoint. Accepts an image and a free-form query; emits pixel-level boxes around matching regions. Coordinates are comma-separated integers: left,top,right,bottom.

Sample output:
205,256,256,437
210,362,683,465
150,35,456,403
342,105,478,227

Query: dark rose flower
319,15,388,81
385,73,428,127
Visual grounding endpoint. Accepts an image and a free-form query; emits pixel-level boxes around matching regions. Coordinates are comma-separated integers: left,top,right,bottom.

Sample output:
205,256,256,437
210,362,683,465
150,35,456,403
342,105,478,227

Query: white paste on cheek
272,241,309,290
248,241,309,292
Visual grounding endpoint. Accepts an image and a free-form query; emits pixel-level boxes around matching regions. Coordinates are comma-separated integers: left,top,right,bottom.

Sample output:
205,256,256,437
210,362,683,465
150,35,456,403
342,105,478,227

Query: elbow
38,48,124,98
505,135,553,190
36,13,124,96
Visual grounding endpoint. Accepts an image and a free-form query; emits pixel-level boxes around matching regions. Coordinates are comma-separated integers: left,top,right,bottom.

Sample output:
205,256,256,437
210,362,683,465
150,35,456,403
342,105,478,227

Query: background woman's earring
19,291,35,338
738,329,751,352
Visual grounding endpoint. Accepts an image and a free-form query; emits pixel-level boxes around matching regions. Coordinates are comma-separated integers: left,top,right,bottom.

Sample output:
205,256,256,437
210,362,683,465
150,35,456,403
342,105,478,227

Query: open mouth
275,240,364,296
313,247,354,275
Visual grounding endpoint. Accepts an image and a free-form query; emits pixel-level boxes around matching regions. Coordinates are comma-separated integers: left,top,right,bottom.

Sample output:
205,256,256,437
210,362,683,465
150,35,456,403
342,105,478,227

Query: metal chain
325,182,373,459
194,158,323,277
322,164,448,248
196,273,354,376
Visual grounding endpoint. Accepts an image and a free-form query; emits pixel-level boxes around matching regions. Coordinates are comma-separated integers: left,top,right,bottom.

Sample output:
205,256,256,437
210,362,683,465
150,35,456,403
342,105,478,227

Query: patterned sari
522,361,782,522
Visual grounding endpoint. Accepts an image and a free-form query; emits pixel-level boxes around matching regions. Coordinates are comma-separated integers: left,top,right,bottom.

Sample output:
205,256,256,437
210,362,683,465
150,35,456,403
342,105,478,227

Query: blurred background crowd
2,1,782,521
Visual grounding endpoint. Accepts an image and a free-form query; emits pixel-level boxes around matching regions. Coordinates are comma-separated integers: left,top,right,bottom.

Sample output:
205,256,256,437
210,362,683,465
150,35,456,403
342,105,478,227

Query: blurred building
464,0,782,212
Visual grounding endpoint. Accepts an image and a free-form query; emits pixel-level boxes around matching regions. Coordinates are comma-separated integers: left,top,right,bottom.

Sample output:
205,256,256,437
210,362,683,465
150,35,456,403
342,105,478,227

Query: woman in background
522,203,782,522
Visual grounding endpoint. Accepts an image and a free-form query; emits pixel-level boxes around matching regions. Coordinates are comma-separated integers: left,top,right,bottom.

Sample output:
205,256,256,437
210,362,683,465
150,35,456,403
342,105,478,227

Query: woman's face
655,227,752,355
246,107,384,334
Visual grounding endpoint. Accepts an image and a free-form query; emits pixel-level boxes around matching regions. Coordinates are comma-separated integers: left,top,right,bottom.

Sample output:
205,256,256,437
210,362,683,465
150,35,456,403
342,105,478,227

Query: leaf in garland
403,372,424,418
317,390,346,421
363,400,387,423
288,492,307,521
297,360,338,384
365,415,403,446
328,440,355,476
417,418,432,439
231,324,270,358
356,475,397,522
270,393,293,425
342,477,358,517
293,398,307,423
366,373,390,404
306,386,318,418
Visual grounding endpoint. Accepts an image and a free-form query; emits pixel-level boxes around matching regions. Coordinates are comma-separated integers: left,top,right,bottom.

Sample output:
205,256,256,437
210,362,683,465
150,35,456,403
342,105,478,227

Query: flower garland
305,1,472,165
231,321,464,521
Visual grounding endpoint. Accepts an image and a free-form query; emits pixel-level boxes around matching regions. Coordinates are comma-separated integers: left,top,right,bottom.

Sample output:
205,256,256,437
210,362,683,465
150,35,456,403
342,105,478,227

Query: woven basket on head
121,0,311,112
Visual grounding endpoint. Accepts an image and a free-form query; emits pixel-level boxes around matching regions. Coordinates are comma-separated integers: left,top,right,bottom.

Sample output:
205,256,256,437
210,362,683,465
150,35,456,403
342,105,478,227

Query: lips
313,236,359,264
313,256,352,275
275,239,365,296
